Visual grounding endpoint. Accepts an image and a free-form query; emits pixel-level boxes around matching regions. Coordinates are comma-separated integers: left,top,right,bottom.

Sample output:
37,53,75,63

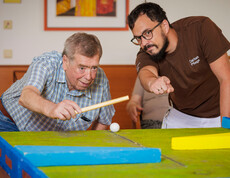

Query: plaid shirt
2,51,115,131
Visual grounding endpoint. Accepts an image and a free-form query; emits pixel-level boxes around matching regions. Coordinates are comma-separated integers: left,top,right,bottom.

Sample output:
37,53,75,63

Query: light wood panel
101,65,139,129
0,65,28,96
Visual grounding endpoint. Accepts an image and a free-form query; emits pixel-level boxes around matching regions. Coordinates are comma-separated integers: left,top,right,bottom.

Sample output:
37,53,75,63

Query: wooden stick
75,95,129,114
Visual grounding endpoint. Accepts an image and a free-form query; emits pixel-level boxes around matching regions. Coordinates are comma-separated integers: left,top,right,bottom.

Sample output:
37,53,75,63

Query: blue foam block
15,146,161,167
222,117,230,129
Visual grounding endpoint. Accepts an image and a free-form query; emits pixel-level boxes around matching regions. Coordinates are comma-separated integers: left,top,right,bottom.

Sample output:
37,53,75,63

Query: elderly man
0,33,115,131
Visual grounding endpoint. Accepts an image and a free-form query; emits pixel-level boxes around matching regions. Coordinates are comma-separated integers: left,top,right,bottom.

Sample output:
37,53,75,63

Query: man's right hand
48,100,82,120
139,66,174,95
148,76,174,94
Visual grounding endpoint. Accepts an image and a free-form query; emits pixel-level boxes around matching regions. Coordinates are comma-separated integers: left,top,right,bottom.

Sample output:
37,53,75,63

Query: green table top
1,128,230,177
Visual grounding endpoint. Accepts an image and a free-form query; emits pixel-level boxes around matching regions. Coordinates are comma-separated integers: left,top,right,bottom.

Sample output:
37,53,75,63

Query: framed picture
44,0,129,31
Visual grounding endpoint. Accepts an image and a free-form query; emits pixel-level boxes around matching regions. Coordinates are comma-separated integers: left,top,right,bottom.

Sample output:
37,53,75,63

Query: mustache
144,44,158,51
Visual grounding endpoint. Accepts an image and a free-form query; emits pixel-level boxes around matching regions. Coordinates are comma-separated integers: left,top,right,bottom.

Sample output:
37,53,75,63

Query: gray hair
62,32,102,60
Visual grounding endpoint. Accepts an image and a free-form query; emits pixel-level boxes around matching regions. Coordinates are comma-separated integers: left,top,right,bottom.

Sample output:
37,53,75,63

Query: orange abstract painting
56,0,116,17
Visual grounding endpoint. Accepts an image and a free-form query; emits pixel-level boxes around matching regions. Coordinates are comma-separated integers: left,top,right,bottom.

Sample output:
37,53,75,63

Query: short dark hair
128,2,171,30
62,32,102,61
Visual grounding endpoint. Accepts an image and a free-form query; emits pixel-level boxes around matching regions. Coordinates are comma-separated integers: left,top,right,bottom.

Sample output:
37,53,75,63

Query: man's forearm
19,85,54,117
139,69,158,92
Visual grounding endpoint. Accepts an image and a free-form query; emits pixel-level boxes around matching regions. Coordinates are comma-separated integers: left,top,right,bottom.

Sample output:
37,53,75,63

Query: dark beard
150,37,169,63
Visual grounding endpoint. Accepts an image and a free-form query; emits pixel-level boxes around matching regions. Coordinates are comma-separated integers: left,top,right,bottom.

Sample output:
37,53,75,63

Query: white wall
0,0,229,65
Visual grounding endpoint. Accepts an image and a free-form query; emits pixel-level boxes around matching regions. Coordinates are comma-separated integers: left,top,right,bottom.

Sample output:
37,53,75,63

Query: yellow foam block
171,133,230,150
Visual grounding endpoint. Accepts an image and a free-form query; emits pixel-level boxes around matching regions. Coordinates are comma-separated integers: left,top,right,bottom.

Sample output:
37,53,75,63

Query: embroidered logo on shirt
189,56,200,66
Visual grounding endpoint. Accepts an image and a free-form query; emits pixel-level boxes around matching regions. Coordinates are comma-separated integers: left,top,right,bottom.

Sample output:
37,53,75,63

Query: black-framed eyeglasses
131,21,162,45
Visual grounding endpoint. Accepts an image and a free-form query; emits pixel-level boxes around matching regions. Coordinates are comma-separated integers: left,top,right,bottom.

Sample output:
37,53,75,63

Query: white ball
110,123,120,132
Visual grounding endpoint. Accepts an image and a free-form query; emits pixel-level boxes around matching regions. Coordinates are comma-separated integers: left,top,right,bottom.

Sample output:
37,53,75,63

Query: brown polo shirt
136,16,230,117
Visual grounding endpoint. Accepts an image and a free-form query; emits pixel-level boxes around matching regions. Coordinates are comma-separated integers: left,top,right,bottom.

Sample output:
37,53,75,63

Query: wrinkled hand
149,76,174,94
126,101,143,122
48,100,82,120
